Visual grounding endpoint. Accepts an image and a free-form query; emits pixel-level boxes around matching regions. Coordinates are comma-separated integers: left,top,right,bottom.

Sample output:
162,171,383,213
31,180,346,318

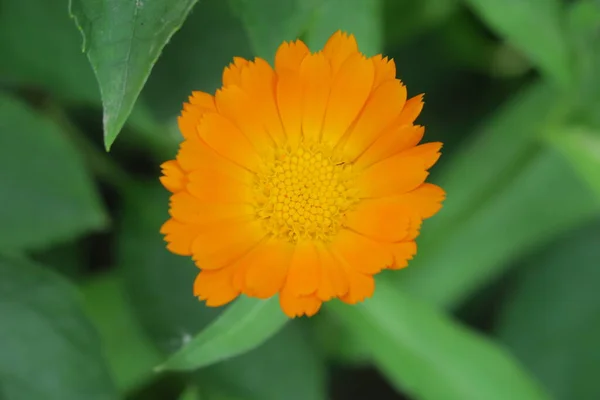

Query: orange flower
160,31,445,318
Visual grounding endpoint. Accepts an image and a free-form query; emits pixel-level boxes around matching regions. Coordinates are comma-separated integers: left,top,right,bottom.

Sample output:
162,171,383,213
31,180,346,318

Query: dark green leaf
0,0,99,104
463,0,572,87
82,274,162,393
158,296,288,371
305,0,383,56
0,94,107,251
69,0,199,149
228,0,320,59
330,281,549,400
0,256,117,400
497,222,600,400
204,323,327,400
384,0,459,47
143,0,252,120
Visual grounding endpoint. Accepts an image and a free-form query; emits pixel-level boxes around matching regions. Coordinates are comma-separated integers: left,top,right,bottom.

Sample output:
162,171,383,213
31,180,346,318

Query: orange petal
197,113,261,171
323,31,360,74
300,53,332,144
396,94,424,126
177,92,217,139
406,214,423,241
176,136,253,185
194,268,240,307
186,168,252,204
345,199,411,242
242,239,294,299
276,68,303,150
215,85,274,153
223,57,250,87
321,53,374,147
387,241,417,270
191,219,265,270
169,192,253,224
315,246,349,301
279,289,322,318
160,160,186,193
357,155,428,198
371,55,396,89
343,80,408,160
331,229,393,274
355,125,425,170
285,241,320,296
393,183,446,219
335,255,375,304
275,39,310,73
398,142,443,169
239,58,286,145
160,218,201,256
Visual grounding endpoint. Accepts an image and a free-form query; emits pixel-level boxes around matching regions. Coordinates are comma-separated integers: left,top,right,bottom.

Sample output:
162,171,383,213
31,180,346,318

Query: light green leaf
497,222,600,400
69,0,199,149
0,256,117,400
82,274,162,394
546,125,600,199
330,281,549,400
464,0,572,88
0,94,107,251
157,296,288,371
305,0,383,56
228,0,320,59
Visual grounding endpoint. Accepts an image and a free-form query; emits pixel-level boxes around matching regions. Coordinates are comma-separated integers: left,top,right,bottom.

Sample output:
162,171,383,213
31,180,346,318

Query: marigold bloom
160,31,445,317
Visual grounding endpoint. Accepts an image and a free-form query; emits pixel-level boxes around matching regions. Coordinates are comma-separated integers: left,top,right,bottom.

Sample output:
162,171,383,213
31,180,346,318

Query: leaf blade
69,0,199,148
0,94,107,251
330,281,549,400
0,256,118,400
157,296,288,371
464,0,572,87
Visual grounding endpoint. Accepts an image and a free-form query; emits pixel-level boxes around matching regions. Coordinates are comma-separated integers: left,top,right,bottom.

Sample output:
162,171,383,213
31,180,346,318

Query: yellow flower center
254,144,358,243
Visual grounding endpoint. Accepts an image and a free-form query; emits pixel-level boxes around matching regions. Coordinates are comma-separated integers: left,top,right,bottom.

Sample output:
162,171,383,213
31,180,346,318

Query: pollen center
254,145,358,243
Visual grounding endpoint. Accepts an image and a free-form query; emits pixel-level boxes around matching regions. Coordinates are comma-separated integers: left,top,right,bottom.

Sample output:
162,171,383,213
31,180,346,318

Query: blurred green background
1,0,600,399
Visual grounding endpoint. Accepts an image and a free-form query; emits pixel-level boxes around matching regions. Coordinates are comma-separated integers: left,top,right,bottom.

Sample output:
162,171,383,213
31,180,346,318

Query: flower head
160,31,445,317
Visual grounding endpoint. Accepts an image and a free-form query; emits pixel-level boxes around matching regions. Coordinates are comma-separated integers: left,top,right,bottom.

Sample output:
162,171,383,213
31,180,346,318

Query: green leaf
143,0,252,120
397,83,600,308
384,0,459,47
0,94,107,251
497,222,600,400
0,0,99,104
204,323,327,400
82,274,162,394
304,0,383,56
69,0,199,149
0,256,117,400
228,0,321,59
463,0,572,88
546,125,600,199
158,296,288,371
330,281,549,400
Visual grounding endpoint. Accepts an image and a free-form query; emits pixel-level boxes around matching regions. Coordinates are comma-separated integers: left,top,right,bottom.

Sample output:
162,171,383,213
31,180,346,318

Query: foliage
1,0,599,399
